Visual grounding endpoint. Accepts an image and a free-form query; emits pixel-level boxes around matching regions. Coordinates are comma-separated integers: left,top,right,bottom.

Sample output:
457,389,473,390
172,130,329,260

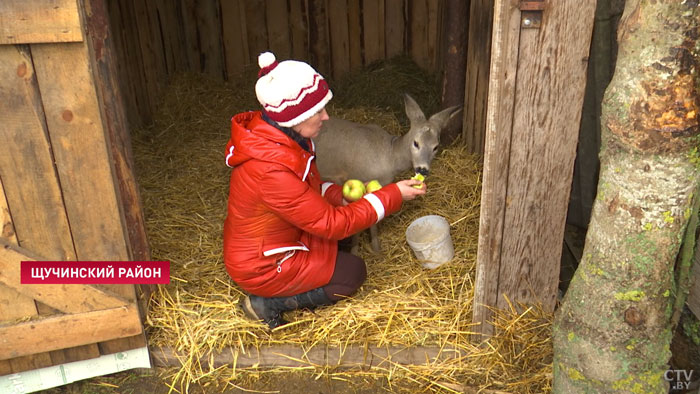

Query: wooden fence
107,0,445,127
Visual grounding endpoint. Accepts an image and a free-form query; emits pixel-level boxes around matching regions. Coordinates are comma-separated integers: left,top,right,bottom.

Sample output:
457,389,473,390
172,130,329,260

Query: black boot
240,287,333,329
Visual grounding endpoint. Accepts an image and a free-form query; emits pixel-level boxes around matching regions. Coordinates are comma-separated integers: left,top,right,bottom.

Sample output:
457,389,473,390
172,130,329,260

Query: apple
343,179,366,201
411,173,425,189
365,180,382,193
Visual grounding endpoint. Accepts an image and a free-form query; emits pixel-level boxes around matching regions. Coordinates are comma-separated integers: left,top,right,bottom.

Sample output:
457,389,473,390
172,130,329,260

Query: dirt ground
38,368,418,394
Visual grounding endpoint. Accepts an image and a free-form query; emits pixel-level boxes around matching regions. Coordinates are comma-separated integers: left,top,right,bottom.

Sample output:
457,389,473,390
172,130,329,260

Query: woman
223,52,426,329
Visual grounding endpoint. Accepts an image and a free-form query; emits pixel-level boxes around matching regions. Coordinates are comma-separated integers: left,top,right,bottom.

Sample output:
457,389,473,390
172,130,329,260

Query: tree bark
553,1,700,393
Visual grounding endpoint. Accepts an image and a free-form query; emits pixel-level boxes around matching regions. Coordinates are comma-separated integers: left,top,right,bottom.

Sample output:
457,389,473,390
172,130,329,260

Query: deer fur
314,94,462,252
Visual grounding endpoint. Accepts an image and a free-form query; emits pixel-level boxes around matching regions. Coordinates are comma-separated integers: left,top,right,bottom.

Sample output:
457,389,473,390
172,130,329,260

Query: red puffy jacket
223,111,403,297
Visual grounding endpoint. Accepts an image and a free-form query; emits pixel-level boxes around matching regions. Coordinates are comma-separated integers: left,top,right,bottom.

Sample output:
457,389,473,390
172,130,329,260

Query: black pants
321,251,366,301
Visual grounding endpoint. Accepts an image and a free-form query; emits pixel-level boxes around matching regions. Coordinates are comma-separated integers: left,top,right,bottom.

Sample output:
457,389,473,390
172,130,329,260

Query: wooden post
472,0,596,340
307,0,331,75
462,0,494,155
440,0,468,144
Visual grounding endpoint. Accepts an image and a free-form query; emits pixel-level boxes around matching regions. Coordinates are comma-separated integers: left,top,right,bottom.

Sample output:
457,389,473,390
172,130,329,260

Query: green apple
411,173,425,189
343,179,366,201
365,180,382,193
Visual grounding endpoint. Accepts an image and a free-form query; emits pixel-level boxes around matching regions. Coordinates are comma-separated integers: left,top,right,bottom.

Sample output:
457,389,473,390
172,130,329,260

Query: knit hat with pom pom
255,51,333,127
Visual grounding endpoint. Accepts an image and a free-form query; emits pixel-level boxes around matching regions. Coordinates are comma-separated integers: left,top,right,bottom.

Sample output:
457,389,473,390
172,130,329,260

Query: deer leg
369,224,381,253
349,233,362,256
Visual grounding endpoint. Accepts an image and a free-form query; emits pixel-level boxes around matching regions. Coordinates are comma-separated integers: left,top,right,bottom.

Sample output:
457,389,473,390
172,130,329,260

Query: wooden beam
30,41,130,263
289,0,307,61
363,0,385,65
0,239,131,314
221,0,250,78
243,0,269,64
384,0,405,58
497,0,595,312
0,0,83,44
463,0,495,155
0,45,77,262
474,0,596,339
266,0,291,60
472,0,522,341
327,0,350,78
347,0,362,70
152,345,467,369
0,304,142,360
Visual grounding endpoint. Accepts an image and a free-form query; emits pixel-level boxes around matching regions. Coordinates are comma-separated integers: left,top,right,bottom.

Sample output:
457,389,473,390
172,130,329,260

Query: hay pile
132,56,553,393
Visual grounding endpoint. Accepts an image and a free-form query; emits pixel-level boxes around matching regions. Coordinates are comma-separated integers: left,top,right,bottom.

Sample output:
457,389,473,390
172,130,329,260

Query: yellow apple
411,173,425,189
343,179,366,201
365,180,382,193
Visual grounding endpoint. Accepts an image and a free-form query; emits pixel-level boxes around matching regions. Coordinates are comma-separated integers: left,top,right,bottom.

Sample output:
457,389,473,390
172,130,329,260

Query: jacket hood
226,111,315,178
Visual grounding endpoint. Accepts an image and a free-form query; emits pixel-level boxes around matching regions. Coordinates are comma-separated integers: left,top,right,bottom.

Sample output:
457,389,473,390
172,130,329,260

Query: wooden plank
132,0,167,111
33,301,101,369
426,0,441,71
0,179,17,244
156,0,188,75
30,40,144,356
384,0,405,58
327,0,350,78
0,239,131,314
84,0,151,264
221,0,250,78
193,0,225,78
244,0,269,64
0,45,76,261
289,0,307,61
266,0,291,60
0,89,76,375
362,0,385,65
180,0,201,71
307,0,331,75
0,0,83,44
152,345,468,369
472,0,522,340
30,42,130,263
0,304,142,360
347,0,362,70
440,0,468,144
0,271,54,374
463,0,495,155
496,1,595,313
83,1,153,353
107,0,152,126
410,0,430,69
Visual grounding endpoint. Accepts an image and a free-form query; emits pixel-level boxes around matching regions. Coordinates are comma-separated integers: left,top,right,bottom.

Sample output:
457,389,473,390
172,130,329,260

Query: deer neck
391,133,414,173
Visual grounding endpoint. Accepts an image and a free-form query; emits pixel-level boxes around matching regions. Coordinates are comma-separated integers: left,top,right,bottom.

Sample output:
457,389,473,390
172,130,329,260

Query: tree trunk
553,1,700,393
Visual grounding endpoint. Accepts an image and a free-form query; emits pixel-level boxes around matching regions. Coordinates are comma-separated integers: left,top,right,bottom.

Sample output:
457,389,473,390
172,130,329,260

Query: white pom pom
258,52,276,69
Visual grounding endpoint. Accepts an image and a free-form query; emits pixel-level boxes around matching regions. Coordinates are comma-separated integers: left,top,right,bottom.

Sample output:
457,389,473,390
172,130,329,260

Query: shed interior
3,0,698,392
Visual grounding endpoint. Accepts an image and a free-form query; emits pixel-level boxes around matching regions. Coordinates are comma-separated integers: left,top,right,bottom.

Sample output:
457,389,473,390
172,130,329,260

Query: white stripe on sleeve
225,145,235,168
362,193,385,223
321,182,334,196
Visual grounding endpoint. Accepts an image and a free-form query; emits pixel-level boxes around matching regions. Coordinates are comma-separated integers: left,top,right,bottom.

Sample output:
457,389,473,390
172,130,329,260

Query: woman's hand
396,179,427,201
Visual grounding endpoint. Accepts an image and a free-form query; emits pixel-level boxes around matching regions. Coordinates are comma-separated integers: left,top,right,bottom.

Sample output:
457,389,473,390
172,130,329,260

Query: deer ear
404,94,426,125
429,105,463,132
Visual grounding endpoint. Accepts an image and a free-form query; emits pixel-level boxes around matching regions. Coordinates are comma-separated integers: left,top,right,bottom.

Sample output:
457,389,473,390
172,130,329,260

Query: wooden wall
107,0,445,128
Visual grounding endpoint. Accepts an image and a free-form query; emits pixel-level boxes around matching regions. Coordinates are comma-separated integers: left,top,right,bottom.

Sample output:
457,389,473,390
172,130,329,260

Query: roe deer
314,94,462,252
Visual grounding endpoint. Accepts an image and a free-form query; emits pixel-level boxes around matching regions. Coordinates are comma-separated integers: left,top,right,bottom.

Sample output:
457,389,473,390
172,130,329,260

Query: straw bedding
132,57,553,393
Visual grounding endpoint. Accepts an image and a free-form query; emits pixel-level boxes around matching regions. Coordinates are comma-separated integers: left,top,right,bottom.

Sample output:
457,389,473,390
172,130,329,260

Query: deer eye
413,141,419,149
433,146,439,152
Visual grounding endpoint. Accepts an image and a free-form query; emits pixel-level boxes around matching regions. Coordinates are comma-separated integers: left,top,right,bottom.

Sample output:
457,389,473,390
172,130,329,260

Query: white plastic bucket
405,215,454,269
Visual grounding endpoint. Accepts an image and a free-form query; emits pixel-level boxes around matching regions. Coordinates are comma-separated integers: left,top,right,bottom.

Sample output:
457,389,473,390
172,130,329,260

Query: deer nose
415,167,429,176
